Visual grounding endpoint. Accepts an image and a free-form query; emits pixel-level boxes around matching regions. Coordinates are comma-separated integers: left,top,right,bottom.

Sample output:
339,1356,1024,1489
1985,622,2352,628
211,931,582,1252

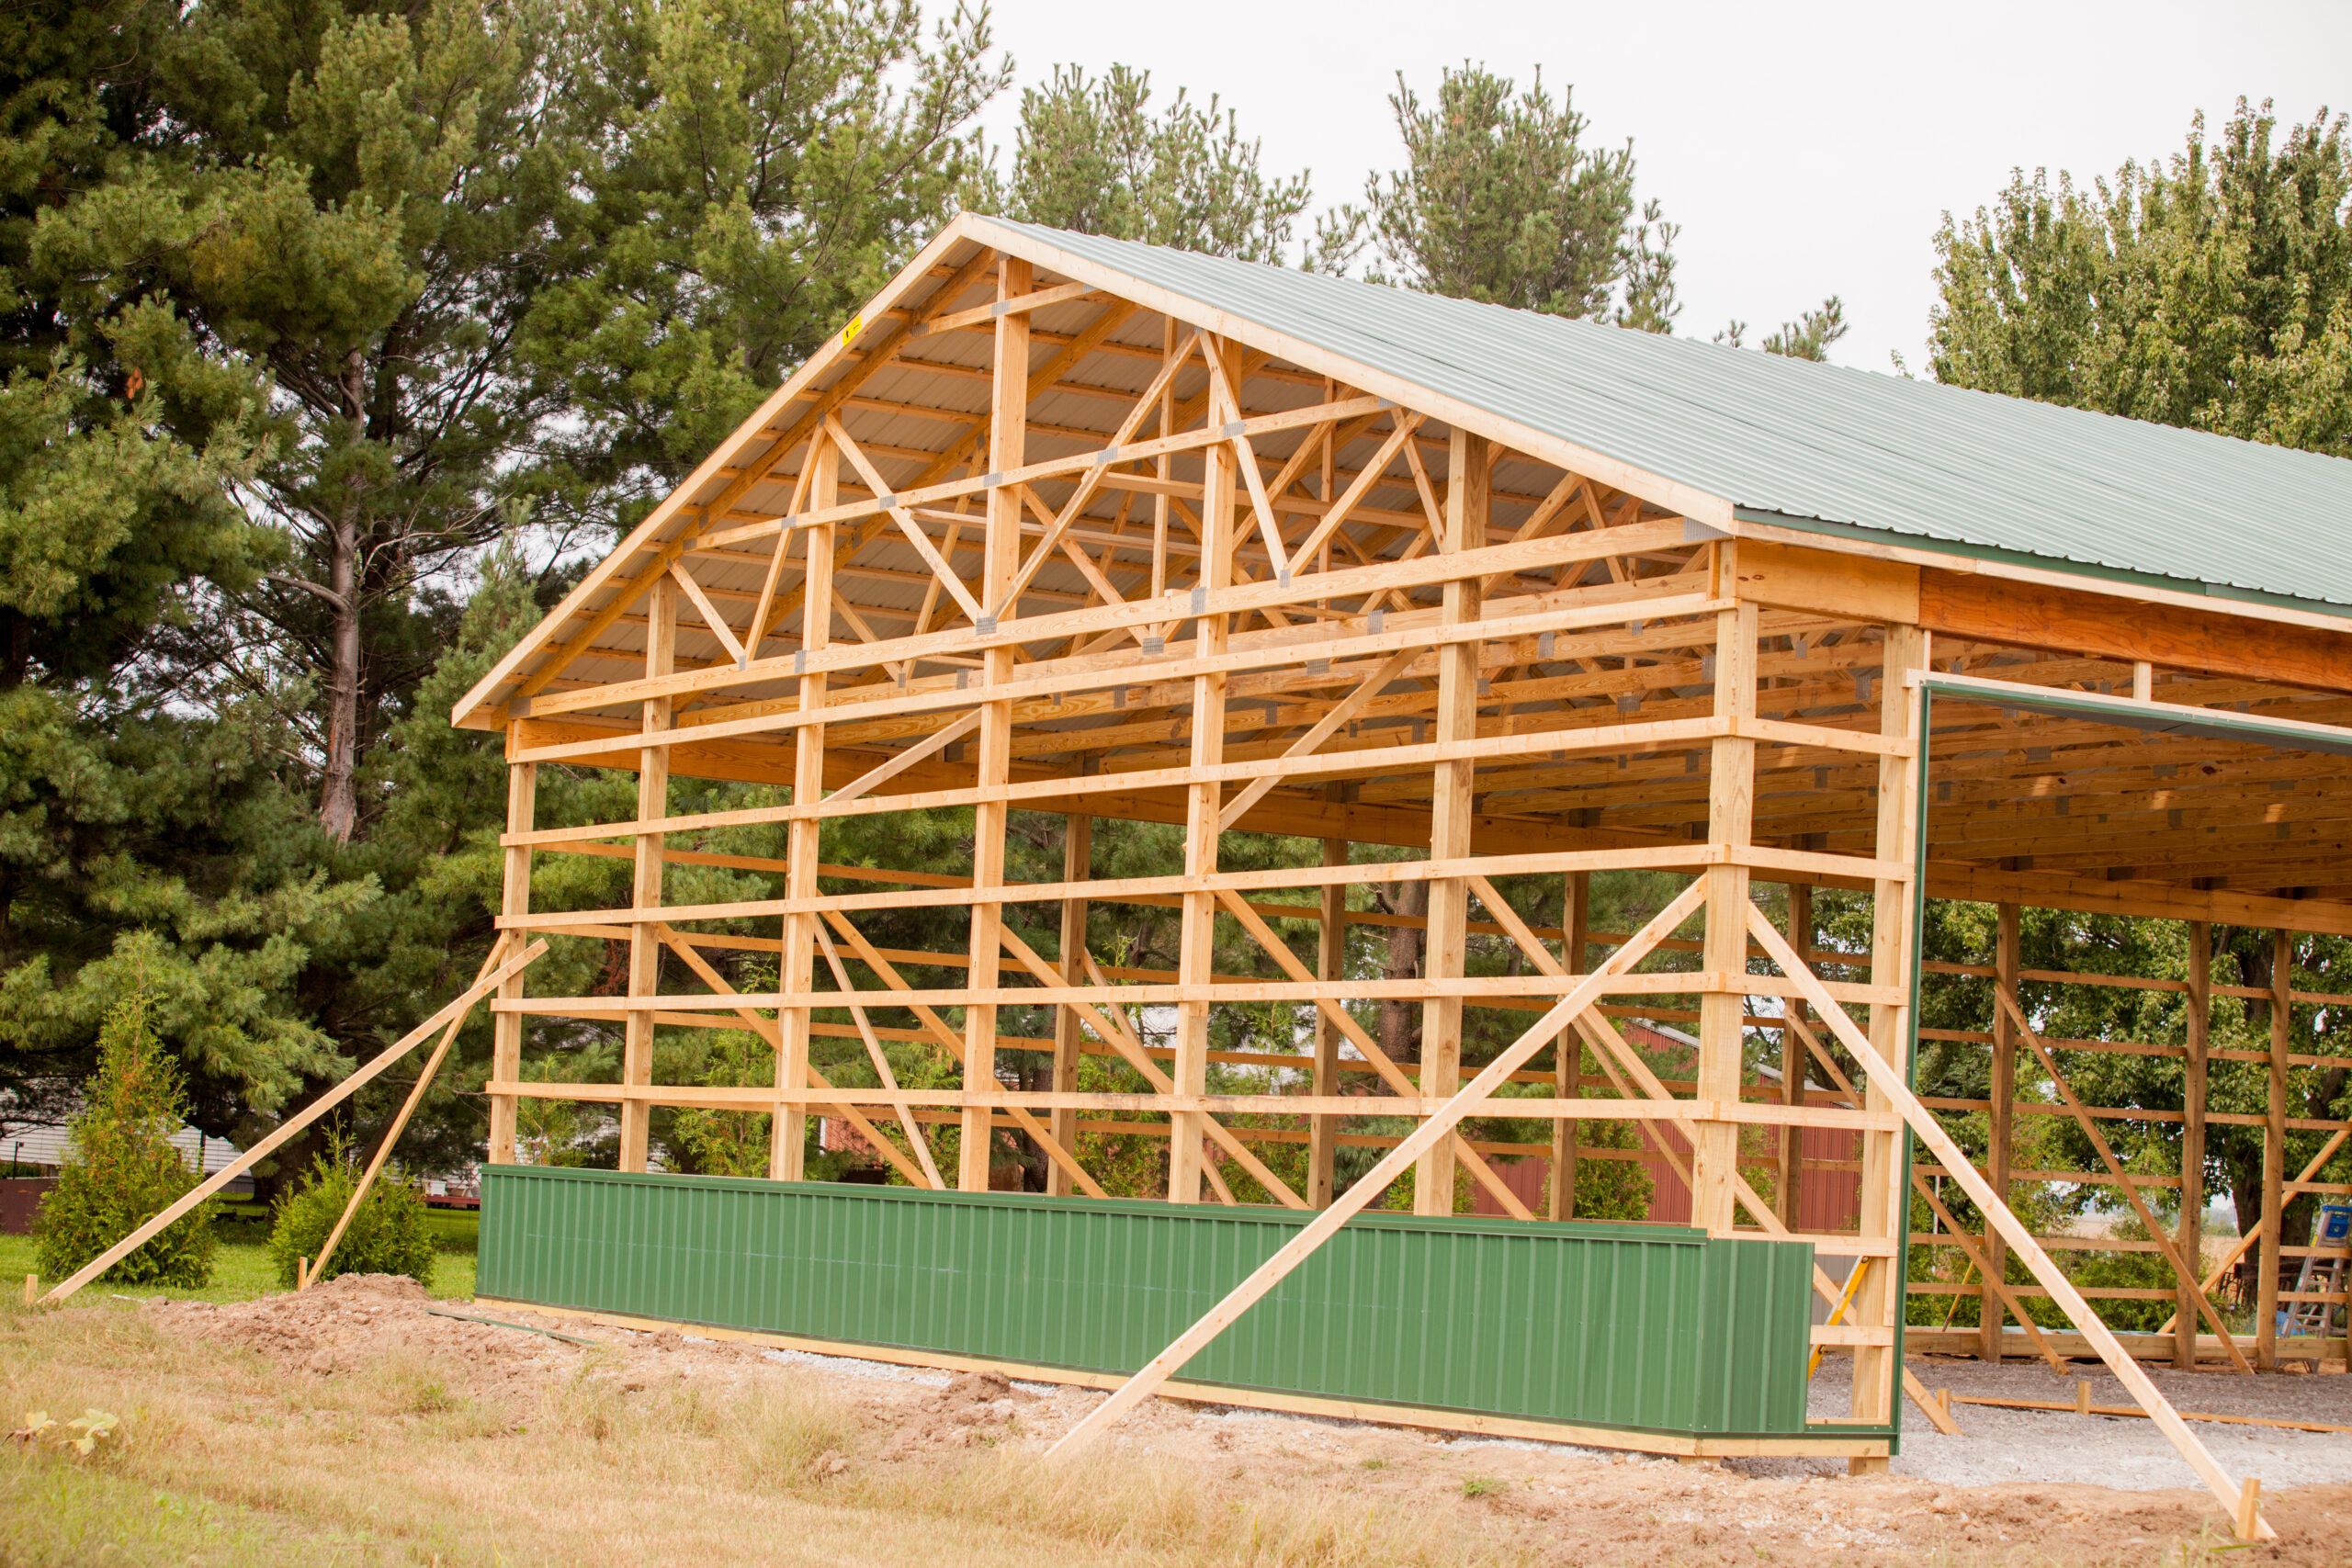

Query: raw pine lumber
40,941,548,1304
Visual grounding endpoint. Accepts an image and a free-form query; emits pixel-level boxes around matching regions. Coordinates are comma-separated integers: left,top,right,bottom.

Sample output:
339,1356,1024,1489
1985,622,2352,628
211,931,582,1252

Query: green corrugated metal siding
479,1167,1821,1439
973,218,2352,617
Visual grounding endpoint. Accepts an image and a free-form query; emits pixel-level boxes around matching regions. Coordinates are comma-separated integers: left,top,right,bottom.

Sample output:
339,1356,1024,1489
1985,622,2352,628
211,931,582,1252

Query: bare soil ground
3,1275,2346,1567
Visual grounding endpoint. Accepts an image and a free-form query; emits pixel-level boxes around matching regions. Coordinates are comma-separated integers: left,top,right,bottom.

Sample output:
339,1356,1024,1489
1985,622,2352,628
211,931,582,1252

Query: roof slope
989,219,2352,617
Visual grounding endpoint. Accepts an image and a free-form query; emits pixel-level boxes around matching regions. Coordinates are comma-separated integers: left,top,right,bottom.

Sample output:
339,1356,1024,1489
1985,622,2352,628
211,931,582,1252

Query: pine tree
1352,62,1677,328
972,63,1337,267
35,990,218,1288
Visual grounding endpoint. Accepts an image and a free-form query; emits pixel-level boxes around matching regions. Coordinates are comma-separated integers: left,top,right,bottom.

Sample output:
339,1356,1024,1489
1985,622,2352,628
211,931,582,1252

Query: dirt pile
882,1370,1040,1455
152,1273,572,1397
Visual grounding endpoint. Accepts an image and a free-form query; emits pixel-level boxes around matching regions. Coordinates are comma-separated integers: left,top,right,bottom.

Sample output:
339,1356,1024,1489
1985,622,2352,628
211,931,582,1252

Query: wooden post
487,752,537,1166
1851,623,1925,1466
961,254,1028,1191
1981,901,2019,1363
618,575,676,1172
1691,591,1758,1234
1776,883,1813,1229
2258,927,2290,1368
1550,871,1589,1221
1048,802,1092,1196
775,451,837,1181
2179,920,2211,1369
1414,426,1487,1215
1308,818,1348,1208
1168,336,1237,1205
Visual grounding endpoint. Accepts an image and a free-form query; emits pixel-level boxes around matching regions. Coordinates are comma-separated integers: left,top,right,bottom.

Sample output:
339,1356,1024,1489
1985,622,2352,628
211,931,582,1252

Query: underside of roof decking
458,217,2352,933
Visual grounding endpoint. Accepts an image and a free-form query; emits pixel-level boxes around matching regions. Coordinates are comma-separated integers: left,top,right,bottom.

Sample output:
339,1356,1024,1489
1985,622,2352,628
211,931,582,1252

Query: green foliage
1931,99,2351,455
1555,1118,1657,1223
1351,62,1678,330
973,63,1333,267
34,992,217,1289
266,1134,436,1289
1718,298,1851,362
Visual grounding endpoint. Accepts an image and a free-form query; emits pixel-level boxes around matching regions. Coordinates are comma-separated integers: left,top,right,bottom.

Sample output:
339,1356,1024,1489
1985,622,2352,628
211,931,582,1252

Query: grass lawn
3,1201,481,1303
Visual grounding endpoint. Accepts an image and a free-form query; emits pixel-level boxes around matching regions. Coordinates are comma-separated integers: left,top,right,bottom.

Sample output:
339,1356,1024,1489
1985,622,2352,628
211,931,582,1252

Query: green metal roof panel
988,219,2352,616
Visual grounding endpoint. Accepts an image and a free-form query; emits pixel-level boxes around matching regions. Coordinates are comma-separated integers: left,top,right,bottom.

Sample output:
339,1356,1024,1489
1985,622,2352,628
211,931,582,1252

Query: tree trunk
1378,882,1427,1069
317,348,368,843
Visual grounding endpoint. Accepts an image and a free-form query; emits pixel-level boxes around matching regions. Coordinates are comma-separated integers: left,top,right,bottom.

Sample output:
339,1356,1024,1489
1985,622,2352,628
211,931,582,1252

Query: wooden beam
619,576,676,1172
962,254,1030,1191
1920,568,2352,694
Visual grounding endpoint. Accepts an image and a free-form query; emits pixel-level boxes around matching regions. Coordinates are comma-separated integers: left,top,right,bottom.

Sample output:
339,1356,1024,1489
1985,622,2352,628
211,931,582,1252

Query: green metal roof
986,219,2352,619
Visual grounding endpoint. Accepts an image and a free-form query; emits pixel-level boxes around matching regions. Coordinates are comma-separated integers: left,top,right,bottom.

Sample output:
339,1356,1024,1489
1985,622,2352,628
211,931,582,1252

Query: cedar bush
266,1134,436,1290
35,993,218,1289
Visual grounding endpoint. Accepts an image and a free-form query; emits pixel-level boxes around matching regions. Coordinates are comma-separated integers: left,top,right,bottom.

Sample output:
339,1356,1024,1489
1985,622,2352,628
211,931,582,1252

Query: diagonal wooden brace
1745,904,2271,1541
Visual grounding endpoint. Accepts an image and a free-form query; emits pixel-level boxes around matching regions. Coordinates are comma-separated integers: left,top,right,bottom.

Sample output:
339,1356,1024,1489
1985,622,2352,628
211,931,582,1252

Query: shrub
266,1134,436,1290
35,993,217,1289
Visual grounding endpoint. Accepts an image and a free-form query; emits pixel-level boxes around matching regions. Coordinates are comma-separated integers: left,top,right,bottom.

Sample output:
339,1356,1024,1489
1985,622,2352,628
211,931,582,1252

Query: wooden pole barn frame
444,216,2352,1533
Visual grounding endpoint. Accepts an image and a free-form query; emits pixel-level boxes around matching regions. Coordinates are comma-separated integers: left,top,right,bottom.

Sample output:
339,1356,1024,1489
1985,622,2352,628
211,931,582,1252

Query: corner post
1851,621,1926,1462
1691,587,1758,1234
618,574,676,1172
487,744,537,1166
1981,900,2019,1361
1169,334,1238,1205
2178,919,2211,1369
960,252,1028,1191
1414,426,1487,1215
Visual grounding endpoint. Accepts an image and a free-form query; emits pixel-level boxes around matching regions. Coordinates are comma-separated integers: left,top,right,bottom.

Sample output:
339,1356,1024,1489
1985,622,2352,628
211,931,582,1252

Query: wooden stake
41,942,546,1305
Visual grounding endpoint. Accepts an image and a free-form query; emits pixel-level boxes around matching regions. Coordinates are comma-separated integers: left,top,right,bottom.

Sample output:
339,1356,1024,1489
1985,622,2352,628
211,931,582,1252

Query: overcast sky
973,0,2349,374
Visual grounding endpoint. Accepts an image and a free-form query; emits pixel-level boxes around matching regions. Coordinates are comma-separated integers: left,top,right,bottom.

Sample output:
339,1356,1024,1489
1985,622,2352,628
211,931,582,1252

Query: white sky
973,0,2350,373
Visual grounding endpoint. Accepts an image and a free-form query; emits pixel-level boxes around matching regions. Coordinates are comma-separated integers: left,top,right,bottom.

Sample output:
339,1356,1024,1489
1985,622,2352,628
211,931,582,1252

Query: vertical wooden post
1168,335,1236,1205
774,451,836,1181
1308,819,1349,1208
1047,802,1092,1196
1550,871,1589,1221
2178,919,2211,1369
2258,927,2291,1368
1851,622,1925,1466
1776,883,1813,1229
1691,589,1758,1235
618,574,676,1172
1981,901,2019,1362
487,750,537,1166
1414,425,1486,1216
961,253,1028,1192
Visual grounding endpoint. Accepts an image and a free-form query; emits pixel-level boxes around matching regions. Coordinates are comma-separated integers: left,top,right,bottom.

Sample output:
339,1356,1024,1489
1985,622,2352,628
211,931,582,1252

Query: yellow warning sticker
840,312,864,348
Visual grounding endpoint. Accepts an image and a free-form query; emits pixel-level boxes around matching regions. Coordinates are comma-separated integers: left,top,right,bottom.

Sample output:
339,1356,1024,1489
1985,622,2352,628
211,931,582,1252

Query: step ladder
2279,1201,2352,1337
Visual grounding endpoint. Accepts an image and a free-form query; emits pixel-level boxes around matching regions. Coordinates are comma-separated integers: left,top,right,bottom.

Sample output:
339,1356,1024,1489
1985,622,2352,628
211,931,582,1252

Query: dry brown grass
0,1300,1513,1567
